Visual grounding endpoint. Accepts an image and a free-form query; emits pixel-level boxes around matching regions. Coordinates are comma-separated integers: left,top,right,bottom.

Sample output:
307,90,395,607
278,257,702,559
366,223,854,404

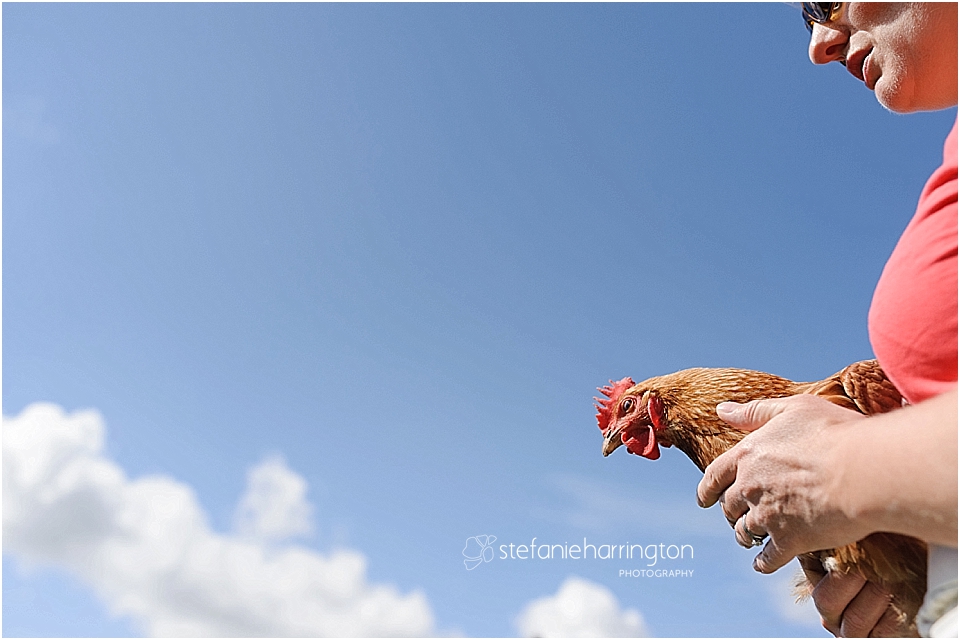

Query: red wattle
624,426,661,460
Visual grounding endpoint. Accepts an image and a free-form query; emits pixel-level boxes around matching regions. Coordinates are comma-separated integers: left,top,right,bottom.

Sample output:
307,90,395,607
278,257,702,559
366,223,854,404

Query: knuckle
756,556,775,573
811,590,842,619
840,610,873,638
871,605,905,637
737,437,757,457
862,581,892,601
793,393,818,406
741,400,762,421
701,462,720,487
783,394,817,415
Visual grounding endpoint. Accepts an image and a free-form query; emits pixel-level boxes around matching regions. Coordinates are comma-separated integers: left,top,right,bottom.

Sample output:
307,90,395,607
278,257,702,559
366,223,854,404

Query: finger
839,581,893,638
811,570,868,631
697,450,738,508
716,397,790,432
798,554,827,586
735,512,768,549
720,487,750,527
752,535,795,574
718,492,736,527
735,514,751,548
822,617,841,638
868,602,908,638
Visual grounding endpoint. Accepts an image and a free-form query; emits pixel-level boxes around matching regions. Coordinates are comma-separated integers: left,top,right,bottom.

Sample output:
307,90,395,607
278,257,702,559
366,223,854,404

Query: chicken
595,359,927,636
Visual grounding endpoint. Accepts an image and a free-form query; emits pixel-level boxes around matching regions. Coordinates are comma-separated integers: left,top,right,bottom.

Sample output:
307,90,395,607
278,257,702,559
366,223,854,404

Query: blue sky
3,3,956,637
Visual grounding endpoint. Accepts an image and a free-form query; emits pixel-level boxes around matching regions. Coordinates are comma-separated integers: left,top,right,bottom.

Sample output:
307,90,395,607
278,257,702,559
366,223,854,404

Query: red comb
595,377,635,434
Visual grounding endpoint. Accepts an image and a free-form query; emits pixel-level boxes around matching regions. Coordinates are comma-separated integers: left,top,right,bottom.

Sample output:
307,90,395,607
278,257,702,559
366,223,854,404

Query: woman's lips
846,48,872,84
862,51,878,90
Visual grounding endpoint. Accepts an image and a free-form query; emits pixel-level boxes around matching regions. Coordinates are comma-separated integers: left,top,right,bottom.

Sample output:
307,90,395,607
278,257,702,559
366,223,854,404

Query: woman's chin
875,84,910,113
874,77,945,114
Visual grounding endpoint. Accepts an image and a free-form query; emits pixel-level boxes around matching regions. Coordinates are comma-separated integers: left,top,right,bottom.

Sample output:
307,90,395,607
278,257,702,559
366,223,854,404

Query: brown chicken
595,359,927,636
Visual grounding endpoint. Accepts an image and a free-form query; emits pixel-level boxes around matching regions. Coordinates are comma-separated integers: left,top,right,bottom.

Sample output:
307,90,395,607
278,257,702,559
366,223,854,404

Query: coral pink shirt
868,118,958,405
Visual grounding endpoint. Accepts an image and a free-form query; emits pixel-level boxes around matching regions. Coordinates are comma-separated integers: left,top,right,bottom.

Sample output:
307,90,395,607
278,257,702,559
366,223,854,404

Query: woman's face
808,3,958,113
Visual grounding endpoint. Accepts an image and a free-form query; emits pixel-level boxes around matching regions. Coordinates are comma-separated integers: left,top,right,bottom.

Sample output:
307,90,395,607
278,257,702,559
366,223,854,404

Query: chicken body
595,359,926,636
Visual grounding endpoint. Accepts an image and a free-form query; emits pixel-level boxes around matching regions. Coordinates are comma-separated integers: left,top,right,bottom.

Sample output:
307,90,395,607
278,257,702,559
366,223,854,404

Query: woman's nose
808,22,848,65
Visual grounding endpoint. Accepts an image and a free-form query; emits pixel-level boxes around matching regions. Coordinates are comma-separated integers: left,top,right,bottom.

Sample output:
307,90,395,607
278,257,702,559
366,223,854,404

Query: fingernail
716,401,738,416
753,555,762,572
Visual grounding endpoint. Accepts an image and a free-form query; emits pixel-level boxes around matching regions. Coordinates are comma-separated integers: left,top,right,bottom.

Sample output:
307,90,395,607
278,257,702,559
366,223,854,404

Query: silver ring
741,515,767,547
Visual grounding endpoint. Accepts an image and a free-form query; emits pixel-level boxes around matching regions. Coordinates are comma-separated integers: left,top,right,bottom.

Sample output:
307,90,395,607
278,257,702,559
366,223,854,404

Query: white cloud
515,576,649,638
3,403,435,637
233,454,313,543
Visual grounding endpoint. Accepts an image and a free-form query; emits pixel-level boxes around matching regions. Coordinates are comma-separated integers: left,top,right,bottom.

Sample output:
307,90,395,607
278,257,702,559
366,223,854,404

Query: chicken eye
621,398,635,413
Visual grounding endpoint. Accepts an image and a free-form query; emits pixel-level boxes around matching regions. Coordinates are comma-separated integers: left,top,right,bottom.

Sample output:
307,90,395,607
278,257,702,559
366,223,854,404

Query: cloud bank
3,403,434,637
515,576,649,637
233,454,313,543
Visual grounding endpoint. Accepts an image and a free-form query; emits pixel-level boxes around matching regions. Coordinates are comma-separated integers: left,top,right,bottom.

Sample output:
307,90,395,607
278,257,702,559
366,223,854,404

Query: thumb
716,398,789,432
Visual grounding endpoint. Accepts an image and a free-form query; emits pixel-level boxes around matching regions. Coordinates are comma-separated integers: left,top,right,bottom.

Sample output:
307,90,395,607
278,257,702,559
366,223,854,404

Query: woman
696,3,958,637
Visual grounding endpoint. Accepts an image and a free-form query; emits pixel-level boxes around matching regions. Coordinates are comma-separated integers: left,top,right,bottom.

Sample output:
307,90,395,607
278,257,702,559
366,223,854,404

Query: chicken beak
602,429,624,457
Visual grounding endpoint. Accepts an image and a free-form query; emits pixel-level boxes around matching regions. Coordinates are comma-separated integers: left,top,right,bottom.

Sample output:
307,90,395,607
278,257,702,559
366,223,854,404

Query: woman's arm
836,386,957,547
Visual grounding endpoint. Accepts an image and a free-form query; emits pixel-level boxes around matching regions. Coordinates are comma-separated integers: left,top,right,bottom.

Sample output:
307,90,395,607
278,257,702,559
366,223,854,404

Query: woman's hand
696,394,870,573
696,389,958,637
798,555,914,638
696,387,957,562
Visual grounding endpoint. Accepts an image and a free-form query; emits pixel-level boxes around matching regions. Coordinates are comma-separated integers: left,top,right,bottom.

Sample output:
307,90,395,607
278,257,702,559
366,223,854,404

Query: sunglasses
802,2,844,33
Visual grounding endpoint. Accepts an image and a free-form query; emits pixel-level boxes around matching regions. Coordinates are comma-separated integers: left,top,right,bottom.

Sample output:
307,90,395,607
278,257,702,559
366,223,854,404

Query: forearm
835,387,958,546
